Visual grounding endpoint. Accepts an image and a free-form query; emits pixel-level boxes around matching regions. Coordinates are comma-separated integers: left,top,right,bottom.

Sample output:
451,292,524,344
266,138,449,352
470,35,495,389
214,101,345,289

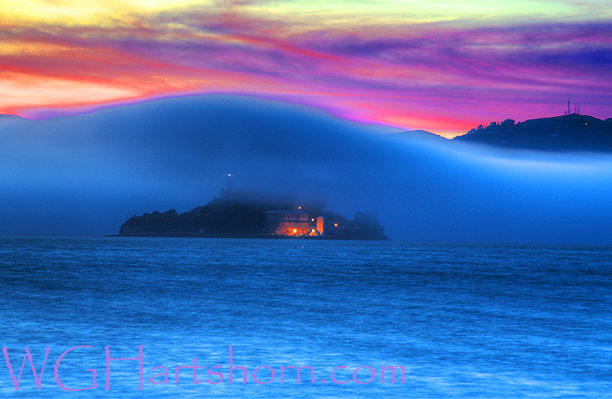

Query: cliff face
453,115,612,152
119,201,269,237
119,209,199,236
119,198,388,240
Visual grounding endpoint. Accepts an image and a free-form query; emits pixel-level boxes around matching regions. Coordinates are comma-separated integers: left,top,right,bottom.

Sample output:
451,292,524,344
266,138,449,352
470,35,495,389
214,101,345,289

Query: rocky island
119,177,388,240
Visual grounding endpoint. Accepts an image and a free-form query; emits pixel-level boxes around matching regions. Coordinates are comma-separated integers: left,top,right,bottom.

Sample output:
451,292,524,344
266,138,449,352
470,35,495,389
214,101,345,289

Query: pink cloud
2,13,610,135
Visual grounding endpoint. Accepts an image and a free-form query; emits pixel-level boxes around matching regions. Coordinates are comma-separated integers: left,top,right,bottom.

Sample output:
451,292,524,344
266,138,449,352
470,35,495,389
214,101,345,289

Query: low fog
1,96,611,244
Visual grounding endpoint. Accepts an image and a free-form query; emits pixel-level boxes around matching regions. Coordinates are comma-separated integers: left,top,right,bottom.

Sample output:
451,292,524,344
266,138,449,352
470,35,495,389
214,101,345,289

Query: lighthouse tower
220,174,233,199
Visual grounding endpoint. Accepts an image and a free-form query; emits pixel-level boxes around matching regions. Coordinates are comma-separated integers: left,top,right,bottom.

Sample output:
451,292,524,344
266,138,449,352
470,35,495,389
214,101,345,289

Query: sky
1,0,611,136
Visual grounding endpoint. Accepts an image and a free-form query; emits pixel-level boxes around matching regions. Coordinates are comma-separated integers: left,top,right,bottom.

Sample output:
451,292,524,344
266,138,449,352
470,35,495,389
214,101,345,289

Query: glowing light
0,77,140,111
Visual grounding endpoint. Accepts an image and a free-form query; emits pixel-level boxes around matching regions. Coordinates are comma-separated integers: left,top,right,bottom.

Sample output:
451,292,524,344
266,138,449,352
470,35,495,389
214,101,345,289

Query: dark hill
119,195,389,240
388,130,448,143
453,115,612,152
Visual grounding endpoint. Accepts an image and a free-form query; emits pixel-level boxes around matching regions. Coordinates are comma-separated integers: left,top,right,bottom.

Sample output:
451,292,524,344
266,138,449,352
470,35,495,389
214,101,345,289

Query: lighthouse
220,174,233,199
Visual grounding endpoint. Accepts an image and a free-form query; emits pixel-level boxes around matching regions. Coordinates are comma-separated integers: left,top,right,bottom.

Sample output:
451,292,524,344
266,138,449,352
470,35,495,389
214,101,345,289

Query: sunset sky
1,0,611,136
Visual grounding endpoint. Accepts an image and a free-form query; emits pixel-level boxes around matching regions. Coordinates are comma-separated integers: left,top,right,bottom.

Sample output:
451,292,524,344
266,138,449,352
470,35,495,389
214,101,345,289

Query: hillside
453,115,612,152
388,130,448,143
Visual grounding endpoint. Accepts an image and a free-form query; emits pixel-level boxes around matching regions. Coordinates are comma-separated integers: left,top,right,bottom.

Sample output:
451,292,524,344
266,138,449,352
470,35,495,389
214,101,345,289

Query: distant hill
453,115,612,152
388,130,448,143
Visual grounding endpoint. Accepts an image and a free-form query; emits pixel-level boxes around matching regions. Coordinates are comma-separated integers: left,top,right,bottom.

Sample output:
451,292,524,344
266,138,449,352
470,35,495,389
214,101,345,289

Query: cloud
2,9,610,134
1,96,612,244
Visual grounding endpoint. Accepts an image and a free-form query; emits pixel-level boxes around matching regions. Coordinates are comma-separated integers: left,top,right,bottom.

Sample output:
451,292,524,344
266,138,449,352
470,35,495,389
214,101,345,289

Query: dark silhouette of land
452,114,612,152
388,130,449,143
119,191,388,240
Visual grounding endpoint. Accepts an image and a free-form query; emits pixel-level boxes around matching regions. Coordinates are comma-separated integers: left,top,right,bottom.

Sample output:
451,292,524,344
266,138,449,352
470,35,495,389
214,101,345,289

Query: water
1,237,611,398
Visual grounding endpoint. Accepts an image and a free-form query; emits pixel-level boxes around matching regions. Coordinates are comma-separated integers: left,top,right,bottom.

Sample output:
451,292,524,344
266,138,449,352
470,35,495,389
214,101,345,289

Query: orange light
293,229,297,233
334,223,338,227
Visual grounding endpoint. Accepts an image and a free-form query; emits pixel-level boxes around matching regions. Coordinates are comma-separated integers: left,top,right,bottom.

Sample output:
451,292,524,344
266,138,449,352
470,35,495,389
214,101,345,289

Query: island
118,177,388,240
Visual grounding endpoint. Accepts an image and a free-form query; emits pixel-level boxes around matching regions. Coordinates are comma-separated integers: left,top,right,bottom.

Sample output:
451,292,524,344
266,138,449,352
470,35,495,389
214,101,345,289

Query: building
316,216,325,235
264,210,314,236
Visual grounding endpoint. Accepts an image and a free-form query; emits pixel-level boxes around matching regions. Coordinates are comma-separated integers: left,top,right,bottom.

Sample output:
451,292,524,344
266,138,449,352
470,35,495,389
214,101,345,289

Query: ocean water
1,236,611,398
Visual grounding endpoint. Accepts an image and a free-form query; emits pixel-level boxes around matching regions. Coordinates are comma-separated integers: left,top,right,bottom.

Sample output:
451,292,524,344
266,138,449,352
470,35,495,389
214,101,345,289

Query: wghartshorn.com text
2,345,405,391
